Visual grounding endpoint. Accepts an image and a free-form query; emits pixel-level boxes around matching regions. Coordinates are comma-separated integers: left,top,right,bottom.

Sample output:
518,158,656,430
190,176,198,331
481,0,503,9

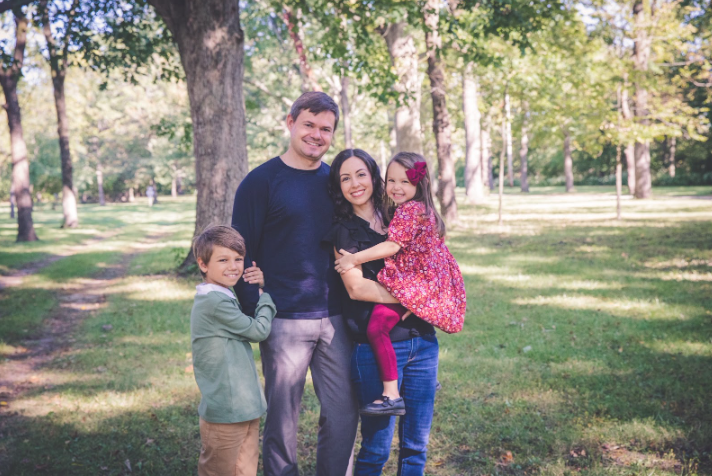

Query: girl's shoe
359,395,406,416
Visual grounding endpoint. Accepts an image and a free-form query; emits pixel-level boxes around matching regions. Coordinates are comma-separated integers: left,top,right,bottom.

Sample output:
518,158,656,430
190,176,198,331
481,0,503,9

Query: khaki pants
198,417,260,476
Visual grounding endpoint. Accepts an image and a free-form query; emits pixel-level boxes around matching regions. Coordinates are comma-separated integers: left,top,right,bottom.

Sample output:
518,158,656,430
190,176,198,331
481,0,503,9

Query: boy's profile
190,225,276,476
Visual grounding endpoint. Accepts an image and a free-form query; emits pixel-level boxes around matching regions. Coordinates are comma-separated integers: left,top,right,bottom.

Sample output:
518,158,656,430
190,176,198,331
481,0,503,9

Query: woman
323,149,439,475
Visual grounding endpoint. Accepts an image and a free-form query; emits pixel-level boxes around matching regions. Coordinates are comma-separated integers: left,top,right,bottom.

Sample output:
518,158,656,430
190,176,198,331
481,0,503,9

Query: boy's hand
243,261,265,288
335,250,359,274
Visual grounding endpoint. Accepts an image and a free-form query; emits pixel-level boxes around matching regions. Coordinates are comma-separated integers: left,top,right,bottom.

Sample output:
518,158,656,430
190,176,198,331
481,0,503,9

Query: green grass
0,188,710,475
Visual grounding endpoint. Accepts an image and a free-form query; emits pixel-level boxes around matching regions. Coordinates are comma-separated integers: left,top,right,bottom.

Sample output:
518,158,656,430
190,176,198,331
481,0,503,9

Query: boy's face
197,245,245,289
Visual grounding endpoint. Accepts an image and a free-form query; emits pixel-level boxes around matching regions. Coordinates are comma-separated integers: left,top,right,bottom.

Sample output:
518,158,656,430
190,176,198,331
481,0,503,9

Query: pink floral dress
377,200,466,334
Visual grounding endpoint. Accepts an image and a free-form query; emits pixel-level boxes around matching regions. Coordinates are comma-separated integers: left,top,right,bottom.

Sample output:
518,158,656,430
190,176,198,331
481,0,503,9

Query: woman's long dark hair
386,152,446,237
328,149,385,222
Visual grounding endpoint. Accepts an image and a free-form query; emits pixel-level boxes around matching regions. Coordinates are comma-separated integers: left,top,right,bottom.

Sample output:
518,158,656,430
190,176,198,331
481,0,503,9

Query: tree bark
0,10,37,241
504,89,514,187
620,81,636,195
482,114,493,190
148,0,249,268
498,117,505,226
463,63,483,203
564,130,574,192
379,22,423,154
340,74,353,148
96,162,105,206
633,0,652,199
10,188,16,218
519,100,530,192
665,136,676,177
423,0,457,224
283,6,321,93
40,0,79,228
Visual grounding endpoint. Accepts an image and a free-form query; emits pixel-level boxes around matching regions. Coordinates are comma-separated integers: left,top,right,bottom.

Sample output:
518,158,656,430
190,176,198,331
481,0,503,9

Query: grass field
0,186,711,475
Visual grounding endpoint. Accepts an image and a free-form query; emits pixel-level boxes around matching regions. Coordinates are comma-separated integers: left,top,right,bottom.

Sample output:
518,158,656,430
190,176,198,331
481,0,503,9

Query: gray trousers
260,315,359,476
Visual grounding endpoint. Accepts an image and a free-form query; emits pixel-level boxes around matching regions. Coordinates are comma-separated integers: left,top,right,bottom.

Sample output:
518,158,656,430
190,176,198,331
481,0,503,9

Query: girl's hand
335,250,359,274
401,310,412,321
243,261,265,288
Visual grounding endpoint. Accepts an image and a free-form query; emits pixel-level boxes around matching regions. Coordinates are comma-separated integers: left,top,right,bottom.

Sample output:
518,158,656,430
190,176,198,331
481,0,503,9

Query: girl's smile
386,162,417,205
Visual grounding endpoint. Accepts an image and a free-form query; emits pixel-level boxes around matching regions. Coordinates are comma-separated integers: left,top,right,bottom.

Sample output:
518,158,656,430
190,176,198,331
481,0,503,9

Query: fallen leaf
0,401,8,406
102,325,113,332
499,450,514,465
522,345,532,353
125,459,132,472
146,438,154,445
94,366,108,373
185,365,193,374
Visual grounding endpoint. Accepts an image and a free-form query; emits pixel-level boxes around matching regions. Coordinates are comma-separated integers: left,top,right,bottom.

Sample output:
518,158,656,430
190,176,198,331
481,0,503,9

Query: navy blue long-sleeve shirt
231,157,342,319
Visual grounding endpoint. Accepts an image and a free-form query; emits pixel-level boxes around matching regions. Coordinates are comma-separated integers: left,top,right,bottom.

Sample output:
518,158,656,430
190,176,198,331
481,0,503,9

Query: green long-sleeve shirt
190,283,276,423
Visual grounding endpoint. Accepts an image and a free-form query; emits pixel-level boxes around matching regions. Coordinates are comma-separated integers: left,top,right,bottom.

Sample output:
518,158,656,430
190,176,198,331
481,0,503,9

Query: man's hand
243,261,265,288
335,250,359,274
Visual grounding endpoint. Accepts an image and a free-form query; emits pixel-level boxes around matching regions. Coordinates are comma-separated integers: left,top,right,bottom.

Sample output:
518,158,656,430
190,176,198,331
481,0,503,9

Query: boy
190,225,276,476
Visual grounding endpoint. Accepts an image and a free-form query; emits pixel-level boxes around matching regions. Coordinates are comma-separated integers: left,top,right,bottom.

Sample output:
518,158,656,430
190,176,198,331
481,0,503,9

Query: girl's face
339,156,374,207
386,162,417,205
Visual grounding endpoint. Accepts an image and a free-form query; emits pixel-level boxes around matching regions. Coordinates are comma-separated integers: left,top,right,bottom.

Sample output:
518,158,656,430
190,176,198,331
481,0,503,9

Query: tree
379,21,423,154
424,0,457,224
38,0,81,228
0,8,37,241
463,62,485,202
146,0,248,268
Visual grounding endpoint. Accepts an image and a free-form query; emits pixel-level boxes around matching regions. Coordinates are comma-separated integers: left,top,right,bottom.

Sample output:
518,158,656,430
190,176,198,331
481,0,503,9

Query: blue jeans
351,335,439,476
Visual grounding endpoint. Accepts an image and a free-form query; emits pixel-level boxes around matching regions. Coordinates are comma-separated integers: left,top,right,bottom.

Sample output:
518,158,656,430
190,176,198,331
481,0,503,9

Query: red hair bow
406,161,427,185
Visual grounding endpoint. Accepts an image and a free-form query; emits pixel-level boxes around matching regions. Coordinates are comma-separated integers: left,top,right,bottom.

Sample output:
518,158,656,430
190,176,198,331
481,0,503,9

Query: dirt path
0,232,168,428
0,228,124,291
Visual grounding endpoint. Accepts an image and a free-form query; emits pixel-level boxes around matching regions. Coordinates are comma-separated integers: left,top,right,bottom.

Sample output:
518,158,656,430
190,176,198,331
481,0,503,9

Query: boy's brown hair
192,225,246,277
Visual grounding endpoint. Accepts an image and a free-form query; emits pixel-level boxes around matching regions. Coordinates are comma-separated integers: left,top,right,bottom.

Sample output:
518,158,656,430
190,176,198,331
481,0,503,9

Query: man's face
286,110,336,163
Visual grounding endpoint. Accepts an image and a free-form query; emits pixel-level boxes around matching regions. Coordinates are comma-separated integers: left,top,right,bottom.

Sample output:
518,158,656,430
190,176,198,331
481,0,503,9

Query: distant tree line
1,0,709,247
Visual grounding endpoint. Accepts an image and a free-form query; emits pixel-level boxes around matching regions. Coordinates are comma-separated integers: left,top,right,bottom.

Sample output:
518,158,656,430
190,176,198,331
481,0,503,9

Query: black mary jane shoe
359,395,406,416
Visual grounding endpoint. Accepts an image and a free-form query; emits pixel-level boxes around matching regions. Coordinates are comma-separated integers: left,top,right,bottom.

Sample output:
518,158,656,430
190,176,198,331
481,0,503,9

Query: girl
335,152,466,416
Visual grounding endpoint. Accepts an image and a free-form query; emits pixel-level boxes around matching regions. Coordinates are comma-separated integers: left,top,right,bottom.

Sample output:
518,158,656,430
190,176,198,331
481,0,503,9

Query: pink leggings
367,303,409,382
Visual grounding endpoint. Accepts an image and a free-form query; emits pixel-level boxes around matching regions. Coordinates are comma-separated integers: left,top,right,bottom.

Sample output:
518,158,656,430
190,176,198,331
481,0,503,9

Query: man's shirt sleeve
232,172,267,316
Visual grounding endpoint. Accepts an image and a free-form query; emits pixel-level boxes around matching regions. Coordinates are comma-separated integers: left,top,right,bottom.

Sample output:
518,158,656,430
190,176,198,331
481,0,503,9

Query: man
231,92,358,476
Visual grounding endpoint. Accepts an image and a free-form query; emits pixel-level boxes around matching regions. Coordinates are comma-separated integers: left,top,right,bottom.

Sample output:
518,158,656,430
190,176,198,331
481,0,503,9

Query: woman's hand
243,261,265,288
335,250,359,274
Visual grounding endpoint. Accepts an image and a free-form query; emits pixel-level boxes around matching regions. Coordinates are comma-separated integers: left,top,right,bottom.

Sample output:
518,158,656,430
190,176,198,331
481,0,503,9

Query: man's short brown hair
192,225,246,276
289,91,340,131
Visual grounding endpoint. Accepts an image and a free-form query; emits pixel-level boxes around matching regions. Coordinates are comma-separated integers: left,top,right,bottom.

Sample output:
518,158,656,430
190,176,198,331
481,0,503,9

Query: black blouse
323,214,435,343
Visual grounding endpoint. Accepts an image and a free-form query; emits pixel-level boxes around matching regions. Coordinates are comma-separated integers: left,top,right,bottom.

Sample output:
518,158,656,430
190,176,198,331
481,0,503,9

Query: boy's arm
335,247,399,303
335,241,401,275
214,294,277,343
232,175,268,316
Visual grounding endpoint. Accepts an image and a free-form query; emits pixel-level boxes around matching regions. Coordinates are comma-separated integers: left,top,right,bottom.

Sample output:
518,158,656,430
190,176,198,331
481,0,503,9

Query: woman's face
339,156,374,207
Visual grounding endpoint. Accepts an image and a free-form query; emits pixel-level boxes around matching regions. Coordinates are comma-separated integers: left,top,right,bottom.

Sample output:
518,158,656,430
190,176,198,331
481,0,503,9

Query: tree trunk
498,117,505,226
482,114,493,190
666,136,676,177
172,176,178,198
96,162,105,206
283,6,321,92
520,100,530,192
380,22,423,154
129,187,135,202
504,90,514,187
616,143,622,220
633,0,652,199
10,188,16,218
463,63,483,203
379,139,387,179
148,0,249,268
423,13,451,214
340,74,353,148
423,0,457,224
41,0,79,228
564,130,574,192
620,81,636,195
0,10,37,241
